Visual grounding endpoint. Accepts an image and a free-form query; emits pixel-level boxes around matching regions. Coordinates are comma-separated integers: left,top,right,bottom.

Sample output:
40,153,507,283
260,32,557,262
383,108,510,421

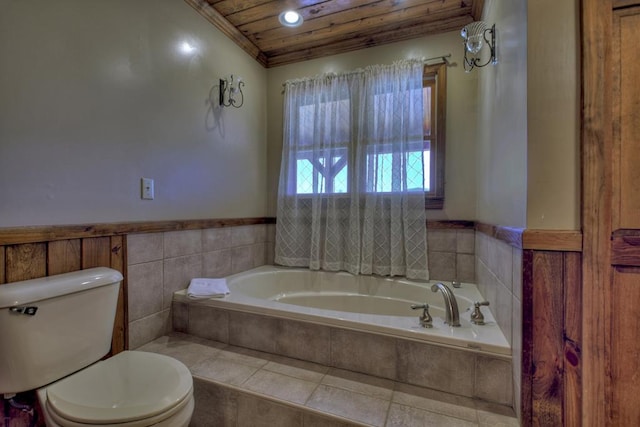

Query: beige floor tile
386,404,478,427
191,357,259,386
475,401,518,427
215,345,271,368
137,333,225,369
392,383,478,422
262,357,328,383
243,370,319,405
477,411,519,427
306,384,390,427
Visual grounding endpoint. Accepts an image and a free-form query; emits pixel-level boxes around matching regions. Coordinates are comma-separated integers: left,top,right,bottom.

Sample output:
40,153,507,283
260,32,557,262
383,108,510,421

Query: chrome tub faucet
431,282,461,327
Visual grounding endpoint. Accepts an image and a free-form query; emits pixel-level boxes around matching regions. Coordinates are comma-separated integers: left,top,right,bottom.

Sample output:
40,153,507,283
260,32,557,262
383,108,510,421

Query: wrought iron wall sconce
461,21,497,72
219,74,245,108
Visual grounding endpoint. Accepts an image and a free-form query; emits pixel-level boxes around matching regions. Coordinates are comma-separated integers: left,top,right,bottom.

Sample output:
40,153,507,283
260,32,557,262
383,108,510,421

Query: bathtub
174,265,510,356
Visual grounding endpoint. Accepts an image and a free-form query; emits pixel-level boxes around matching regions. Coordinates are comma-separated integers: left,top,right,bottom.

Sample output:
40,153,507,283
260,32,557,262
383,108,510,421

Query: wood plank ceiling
184,0,484,68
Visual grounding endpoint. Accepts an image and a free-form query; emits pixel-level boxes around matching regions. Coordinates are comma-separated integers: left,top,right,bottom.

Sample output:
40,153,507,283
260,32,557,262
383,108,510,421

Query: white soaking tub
174,265,510,355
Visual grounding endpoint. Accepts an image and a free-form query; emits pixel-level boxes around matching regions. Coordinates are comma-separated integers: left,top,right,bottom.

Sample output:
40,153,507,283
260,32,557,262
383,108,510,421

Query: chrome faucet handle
410,303,433,328
451,280,462,288
470,301,490,325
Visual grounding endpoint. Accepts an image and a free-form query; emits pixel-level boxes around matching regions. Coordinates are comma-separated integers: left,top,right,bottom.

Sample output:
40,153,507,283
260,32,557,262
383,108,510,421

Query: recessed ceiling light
279,10,303,27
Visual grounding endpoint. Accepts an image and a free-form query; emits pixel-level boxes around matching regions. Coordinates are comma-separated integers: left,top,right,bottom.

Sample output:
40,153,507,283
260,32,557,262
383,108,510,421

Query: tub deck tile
262,358,329,383
392,382,478,422
243,369,319,405
322,368,395,401
136,332,226,368
138,333,519,427
191,357,260,386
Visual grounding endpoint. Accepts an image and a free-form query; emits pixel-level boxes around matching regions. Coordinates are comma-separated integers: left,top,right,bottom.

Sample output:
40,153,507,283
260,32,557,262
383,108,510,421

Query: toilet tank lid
0,267,123,308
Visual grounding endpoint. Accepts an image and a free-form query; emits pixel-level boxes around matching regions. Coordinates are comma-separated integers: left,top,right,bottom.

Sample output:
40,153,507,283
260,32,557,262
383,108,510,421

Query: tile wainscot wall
127,224,275,349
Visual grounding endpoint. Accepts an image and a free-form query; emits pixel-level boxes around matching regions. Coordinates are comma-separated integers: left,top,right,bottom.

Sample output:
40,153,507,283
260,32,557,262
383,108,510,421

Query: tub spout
431,283,461,327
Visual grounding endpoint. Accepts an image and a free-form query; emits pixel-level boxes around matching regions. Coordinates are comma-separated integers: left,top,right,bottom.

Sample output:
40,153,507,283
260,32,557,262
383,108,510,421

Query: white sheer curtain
275,60,429,280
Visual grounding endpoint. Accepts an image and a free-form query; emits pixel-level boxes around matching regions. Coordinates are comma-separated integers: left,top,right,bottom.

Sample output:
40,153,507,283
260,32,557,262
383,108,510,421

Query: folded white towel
187,278,229,299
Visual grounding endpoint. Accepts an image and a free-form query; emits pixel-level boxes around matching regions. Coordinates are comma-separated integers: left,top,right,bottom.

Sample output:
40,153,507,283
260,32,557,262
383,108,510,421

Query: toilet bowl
37,351,193,427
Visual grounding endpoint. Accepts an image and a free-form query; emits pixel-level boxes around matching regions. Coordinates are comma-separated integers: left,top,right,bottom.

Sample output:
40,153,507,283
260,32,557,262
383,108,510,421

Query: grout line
381,396,394,427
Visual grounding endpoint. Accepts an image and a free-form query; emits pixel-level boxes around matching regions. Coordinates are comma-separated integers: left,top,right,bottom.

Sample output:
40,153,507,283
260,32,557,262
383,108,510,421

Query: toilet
0,267,194,426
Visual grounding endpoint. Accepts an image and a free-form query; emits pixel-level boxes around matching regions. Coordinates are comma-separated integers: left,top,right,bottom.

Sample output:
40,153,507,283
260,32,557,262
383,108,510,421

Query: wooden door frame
581,0,613,425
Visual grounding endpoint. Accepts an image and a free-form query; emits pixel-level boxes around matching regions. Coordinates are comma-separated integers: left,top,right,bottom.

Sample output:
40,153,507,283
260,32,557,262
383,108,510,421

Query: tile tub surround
139,333,519,427
475,230,523,420
427,229,476,282
127,224,274,349
125,222,468,348
172,301,514,407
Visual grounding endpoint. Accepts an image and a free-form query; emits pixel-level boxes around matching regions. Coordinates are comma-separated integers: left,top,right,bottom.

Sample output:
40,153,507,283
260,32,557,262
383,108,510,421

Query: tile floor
138,333,519,427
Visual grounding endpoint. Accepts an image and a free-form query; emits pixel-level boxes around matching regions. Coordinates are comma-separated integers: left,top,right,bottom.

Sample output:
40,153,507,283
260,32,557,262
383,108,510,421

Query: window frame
423,62,446,209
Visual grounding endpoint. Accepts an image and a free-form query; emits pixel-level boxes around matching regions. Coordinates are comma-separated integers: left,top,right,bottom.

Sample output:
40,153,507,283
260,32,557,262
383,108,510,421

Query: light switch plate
141,178,154,200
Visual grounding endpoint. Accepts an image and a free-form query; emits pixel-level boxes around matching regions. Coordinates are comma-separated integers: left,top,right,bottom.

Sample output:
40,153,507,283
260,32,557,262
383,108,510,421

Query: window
291,63,446,208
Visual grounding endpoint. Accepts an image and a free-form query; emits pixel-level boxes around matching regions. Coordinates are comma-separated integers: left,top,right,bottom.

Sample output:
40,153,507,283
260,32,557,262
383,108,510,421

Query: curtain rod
422,53,451,63
281,54,452,88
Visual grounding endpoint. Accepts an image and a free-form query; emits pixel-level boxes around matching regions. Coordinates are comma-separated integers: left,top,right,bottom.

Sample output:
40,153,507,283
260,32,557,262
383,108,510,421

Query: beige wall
527,0,580,230
0,0,268,227
0,0,580,231
475,0,528,228
265,32,479,221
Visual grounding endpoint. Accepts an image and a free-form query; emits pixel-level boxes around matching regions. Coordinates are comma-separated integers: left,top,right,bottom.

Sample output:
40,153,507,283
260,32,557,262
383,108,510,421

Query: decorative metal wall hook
461,22,497,72
219,74,245,108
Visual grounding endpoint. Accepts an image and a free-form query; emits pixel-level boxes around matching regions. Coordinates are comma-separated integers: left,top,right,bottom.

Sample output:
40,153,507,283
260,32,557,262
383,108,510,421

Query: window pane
423,151,431,191
423,86,432,137
295,153,348,194
296,159,314,194
365,150,428,193
406,151,425,191
333,157,348,193
375,152,392,192
298,99,350,148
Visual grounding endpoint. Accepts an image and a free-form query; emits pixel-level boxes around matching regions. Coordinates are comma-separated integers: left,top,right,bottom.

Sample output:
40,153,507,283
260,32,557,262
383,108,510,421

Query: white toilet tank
0,267,123,395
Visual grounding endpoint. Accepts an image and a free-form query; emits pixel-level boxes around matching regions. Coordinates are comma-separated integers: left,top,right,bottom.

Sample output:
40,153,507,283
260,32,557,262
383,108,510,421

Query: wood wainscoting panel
529,251,564,425
81,236,112,269
521,250,534,426
522,230,583,252
563,252,583,425
5,243,47,282
110,236,127,355
47,239,82,275
522,249,582,427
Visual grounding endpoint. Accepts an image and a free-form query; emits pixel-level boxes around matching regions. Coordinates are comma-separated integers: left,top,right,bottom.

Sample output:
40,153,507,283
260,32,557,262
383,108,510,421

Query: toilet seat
45,393,194,427
39,351,193,426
